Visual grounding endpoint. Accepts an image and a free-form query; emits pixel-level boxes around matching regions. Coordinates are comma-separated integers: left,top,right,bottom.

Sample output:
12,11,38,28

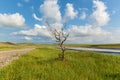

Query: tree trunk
61,50,65,61
58,46,65,61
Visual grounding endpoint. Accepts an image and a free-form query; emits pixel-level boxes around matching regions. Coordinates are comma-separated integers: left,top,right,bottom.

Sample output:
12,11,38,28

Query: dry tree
46,22,69,61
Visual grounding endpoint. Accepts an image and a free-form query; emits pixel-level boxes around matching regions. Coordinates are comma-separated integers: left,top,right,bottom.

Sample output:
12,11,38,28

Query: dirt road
0,47,35,69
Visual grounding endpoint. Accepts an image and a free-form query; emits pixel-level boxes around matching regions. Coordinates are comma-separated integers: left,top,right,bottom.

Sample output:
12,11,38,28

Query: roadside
0,47,35,69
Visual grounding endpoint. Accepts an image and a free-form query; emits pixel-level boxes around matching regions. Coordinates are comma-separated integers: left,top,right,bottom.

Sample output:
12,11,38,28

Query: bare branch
46,21,69,61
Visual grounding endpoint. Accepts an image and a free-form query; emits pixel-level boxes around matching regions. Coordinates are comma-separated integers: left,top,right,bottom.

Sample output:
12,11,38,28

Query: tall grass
0,46,120,80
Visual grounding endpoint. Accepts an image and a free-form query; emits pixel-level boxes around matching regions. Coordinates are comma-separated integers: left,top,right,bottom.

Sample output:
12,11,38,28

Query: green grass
0,46,120,80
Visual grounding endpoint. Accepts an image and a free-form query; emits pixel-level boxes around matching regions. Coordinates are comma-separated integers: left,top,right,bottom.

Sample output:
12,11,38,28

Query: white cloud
91,0,110,27
105,28,120,43
68,25,111,43
80,12,86,20
65,3,78,20
0,13,26,27
11,0,117,44
24,36,32,41
12,24,51,37
32,13,42,21
40,0,61,23
17,2,23,7
69,25,120,43
67,0,111,43
68,25,110,37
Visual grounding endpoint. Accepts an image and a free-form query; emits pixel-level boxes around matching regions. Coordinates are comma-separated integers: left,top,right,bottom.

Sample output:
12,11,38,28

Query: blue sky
0,0,120,44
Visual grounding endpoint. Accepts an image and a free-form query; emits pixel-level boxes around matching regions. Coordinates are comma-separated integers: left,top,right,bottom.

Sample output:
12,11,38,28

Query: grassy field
0,45,120,80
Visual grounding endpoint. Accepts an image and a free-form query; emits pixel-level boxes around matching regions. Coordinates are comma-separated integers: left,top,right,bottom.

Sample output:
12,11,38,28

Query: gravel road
0,47,35,69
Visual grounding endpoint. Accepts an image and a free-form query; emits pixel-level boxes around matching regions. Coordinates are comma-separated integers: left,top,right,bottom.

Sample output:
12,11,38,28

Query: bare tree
46,22,69,61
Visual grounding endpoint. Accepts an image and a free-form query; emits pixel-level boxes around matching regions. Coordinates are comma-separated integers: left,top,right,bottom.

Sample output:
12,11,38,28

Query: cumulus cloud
40,0,61,23
11,24,53,43
12,24,51,37
65,3,78,20
24,36,32,41
68,29,111,43
67,0,111,43
69,25,110,37
32,13,42,21
80,12,87,20
11,0,114,43
68,25,110,43
30,0,111,43
91,0,110,27
0,13,26,27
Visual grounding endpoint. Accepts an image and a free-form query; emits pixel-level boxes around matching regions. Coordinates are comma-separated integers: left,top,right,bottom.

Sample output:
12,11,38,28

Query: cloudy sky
0,0,120,44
